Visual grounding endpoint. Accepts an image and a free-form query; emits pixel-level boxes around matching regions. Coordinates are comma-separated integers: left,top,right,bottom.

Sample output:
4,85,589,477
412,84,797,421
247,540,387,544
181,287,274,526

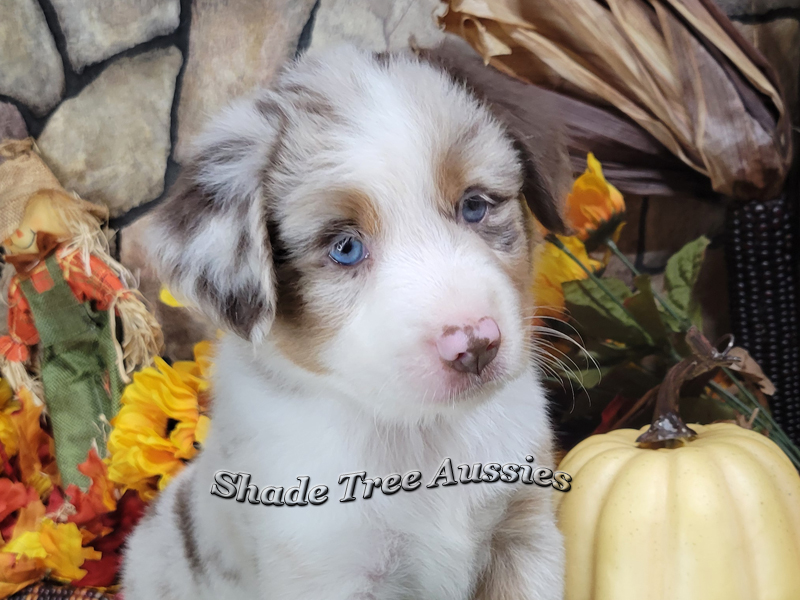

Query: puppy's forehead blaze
435,131,523,214
328,189,382,238
437,145,469,213
277,188,383,247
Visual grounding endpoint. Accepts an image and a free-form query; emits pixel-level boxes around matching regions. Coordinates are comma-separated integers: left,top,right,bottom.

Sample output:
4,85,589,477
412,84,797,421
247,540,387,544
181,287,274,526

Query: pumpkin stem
637,327,735,448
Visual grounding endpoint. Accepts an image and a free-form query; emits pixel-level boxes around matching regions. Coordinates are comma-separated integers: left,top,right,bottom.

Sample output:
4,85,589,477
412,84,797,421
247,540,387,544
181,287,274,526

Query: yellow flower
566,153,626,247
159,285,185,308
107,342,214,500
531,235,602,320
190,340,215,381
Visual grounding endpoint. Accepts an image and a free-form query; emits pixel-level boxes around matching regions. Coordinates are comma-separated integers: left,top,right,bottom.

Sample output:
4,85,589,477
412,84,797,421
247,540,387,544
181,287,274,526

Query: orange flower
107,342,214,500
531,235,602,320
566,153,626,247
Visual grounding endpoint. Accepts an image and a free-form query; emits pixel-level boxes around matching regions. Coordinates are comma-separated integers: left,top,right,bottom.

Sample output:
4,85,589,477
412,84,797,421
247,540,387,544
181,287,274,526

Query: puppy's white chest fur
126,337,555,600
220,340,554,600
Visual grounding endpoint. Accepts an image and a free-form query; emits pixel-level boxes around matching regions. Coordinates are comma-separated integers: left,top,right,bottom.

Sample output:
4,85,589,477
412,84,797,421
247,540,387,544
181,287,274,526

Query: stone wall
0,0,446,359
0,0,797,357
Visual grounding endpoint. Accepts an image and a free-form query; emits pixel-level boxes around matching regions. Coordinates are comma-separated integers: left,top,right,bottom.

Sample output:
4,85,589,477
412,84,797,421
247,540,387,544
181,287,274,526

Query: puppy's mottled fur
123,45,567,600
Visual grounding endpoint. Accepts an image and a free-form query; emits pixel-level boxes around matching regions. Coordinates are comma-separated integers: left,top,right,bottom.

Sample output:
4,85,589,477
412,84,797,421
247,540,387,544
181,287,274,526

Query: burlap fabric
19,254,122,490
0,138,108,242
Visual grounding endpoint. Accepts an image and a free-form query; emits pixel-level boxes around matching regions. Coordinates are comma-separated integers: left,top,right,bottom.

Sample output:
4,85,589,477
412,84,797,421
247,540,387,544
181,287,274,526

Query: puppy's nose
437,317,501,375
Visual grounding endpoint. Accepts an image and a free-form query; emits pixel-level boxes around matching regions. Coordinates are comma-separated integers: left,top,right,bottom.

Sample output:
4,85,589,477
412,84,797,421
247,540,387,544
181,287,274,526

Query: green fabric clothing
19,253,123,491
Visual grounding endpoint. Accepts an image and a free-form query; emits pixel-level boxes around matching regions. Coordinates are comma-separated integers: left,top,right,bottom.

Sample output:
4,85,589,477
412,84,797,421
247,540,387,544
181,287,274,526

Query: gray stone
174,0,317,162
119,214,216,362
309,0,447,53
0,102,28,142
718,0,800,16
0,0,65,116
37,47,182,217
50,0,181,71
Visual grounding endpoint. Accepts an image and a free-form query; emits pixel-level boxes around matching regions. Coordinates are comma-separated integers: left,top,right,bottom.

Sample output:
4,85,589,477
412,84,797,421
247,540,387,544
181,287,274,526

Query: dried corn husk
424,37,710,198
439,0,792,201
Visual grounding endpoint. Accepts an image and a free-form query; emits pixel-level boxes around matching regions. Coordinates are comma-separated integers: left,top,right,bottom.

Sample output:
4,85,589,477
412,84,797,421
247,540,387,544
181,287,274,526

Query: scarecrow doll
0,138,163,490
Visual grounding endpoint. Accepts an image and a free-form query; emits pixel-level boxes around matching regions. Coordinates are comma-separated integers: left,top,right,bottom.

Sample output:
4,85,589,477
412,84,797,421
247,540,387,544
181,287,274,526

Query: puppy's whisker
527,320,599,380
534,338,589,382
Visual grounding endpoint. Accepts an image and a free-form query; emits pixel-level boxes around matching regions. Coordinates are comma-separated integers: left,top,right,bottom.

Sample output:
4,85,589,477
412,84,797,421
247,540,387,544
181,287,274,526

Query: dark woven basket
726,194,800,444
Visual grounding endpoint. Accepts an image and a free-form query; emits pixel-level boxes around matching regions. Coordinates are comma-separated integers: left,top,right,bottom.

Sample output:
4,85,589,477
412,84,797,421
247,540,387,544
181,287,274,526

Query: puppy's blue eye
329,235,366,265
461,194,489,223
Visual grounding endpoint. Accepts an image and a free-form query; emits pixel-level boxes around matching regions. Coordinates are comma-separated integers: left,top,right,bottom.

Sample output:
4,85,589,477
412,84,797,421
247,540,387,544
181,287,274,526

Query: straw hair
0,355,44,405
111,293,165,380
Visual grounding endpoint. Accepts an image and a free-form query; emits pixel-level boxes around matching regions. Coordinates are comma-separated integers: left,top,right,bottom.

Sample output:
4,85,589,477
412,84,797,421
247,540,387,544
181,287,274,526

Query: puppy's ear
421,38,570,234
147,97,285,341
510,135,569,235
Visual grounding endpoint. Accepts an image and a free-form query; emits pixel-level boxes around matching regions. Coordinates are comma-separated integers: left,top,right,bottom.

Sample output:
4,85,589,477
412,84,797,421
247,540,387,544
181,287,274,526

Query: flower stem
605,239,686,326
547,235,651,339
722,366,761,407
721,366,800,453
709,380,800,468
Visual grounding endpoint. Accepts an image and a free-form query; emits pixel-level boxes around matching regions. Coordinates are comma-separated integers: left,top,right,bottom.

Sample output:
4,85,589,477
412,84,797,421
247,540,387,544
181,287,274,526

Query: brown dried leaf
728,346,776,396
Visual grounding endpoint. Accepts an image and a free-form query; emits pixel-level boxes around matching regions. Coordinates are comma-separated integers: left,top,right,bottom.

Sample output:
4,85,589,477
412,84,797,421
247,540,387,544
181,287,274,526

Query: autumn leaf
0,480,36,525
12,389,54,497
39,519,101,583
66,448,117,528
0,550,44,598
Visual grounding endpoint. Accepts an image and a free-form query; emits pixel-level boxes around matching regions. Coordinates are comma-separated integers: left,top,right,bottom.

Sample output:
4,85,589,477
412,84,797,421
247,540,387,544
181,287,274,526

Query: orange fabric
4,232,63,275
0,245,129,363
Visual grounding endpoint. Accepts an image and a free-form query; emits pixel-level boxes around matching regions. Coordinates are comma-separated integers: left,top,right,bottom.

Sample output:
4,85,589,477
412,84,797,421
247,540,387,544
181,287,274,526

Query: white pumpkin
556,422,800,600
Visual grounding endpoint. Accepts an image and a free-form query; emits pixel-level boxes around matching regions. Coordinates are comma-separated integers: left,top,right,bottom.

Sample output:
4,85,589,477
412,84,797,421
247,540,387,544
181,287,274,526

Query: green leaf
562,366,608,389
659,308,686,335
586,340,631,364
563,277,652,347
663,236,710,329
625,275,670,345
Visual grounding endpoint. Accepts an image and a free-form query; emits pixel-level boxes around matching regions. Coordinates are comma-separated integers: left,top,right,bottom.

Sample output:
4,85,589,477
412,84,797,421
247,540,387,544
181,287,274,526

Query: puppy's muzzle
437,317,501,375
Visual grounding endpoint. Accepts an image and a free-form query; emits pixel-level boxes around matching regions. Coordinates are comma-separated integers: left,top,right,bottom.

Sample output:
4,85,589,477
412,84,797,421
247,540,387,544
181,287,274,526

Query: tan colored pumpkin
555,329,800,600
